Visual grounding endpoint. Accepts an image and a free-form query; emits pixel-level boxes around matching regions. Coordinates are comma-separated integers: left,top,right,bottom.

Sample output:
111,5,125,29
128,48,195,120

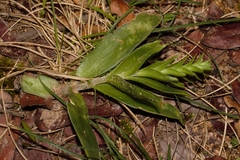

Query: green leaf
38,75,67,107
94,83,184,124
21,121,37,143
177,67,196,76
90,121,126,160
111,40,166,76
126,76,188,96
107,75,161,108
167,144,171,160
161,68,186,77
95,83,160,113
146,56,176,71
20,74,59,98
129,0,149,6
181,97,240,120
76,13,162,78
170,81,185,88
68,90,99,159
91,117,151,159
17,126,84,159
134,68,178,82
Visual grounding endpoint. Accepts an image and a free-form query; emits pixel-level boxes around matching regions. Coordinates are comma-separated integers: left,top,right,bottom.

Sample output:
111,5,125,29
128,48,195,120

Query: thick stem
71,76,108,92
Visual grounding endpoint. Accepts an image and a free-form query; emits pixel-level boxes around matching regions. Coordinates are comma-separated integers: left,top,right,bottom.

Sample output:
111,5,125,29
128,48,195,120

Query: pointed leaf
94,83,184,124
177,67,196,76
146,56,176,70
68,91,99,159
17,126,84,159
161,68,186,77
126,76,188,96
76,13,162,78
107,75,161,108
21,121,37,143
20,74,59,98
38,75,67,106
135,68,178,82
95,83,160,113
170,81,185,88
187,65,203,73
111,40,166,76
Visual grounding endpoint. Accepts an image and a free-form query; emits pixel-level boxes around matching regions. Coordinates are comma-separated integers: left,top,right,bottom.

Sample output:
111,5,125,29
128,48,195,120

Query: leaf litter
0,0,240,159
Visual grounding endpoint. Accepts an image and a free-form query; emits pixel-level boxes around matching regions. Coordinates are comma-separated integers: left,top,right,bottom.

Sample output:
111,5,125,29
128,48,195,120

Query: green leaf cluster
19,12,212,159
20,13,212,125
75,13,212,124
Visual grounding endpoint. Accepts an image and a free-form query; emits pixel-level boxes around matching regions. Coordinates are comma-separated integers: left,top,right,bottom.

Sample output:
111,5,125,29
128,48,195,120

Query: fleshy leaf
161,68,186,77
68,90,99,159
134,68,178,82
20,74,59,98
146,56,176,70
94,83,184,124
111,40,166,76
107,75,161,108
126,76,189,96
76,13,162,78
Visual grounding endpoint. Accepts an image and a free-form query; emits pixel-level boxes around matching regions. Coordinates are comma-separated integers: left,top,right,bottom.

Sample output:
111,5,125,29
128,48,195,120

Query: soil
0,0,240,160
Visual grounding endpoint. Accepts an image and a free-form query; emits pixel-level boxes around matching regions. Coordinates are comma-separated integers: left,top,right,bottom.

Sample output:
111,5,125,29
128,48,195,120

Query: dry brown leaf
81,24,104,36
232,80,240,104
82,93,123,117
234,120,240,137
224,95,240,137
110,0,135,27
183,30,204,57
207,2,223,20
224,95,240,113
183,30,225,64
201,22,240,49
205,155,226,160
0,116,21,160
228,50,240,65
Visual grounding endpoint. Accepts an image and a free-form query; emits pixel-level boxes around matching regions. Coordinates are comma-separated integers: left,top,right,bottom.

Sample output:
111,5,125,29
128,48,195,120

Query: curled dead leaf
224,95,240,113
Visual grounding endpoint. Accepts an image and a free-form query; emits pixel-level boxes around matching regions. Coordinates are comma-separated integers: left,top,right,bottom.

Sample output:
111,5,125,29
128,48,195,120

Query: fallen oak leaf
110,0,136,27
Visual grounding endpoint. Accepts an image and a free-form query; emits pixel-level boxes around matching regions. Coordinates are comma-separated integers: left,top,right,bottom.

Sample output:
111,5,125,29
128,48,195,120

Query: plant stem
72,76,108,92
